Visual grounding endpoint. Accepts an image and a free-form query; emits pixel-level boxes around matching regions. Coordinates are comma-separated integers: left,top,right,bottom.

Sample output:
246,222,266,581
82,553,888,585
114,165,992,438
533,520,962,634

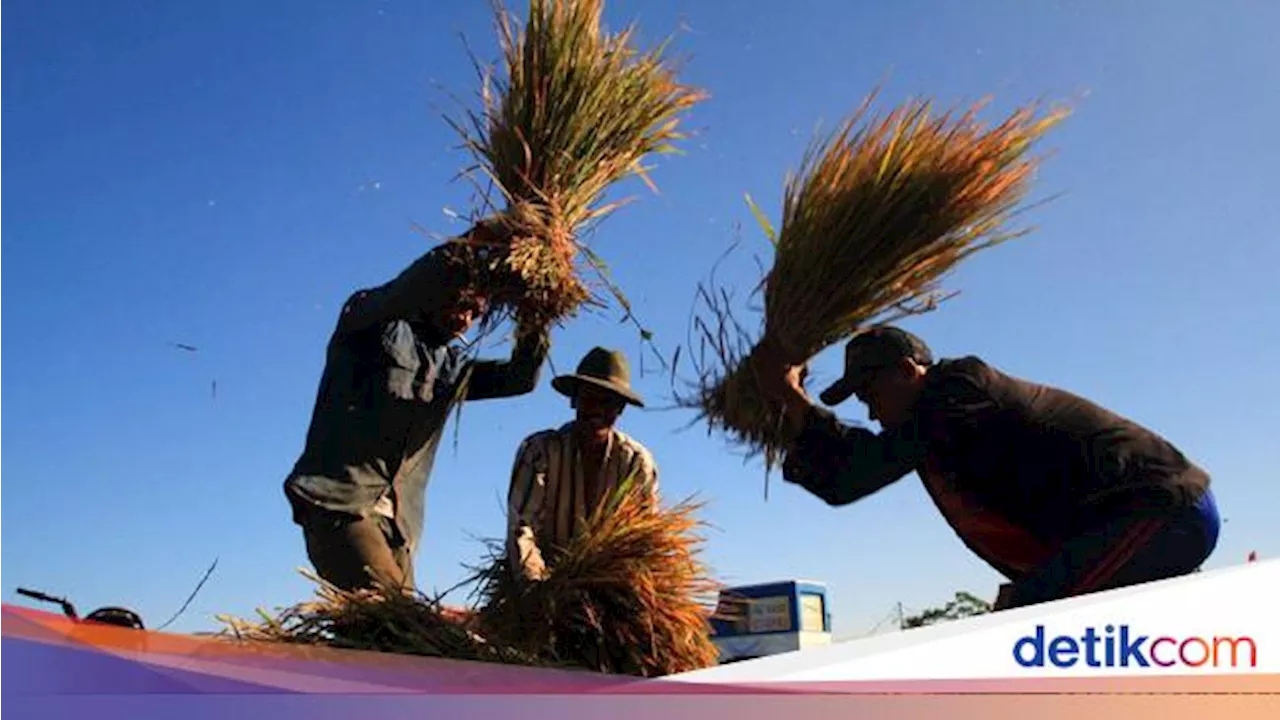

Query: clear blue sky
4,0,1279,638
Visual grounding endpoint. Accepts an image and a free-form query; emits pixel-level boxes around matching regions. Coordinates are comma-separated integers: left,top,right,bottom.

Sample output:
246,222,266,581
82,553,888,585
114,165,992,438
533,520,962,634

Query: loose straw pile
220,480,725,677
218,572,544,667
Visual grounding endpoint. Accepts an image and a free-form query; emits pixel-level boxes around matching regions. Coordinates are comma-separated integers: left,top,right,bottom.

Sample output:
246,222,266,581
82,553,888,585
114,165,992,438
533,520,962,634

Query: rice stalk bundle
217,572,543,667
450,0,706,331
473,476,724,677
685,93,1068,468
219,479,727,676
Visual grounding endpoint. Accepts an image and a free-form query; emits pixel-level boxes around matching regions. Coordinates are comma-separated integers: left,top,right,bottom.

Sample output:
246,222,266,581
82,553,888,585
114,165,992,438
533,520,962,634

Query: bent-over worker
761,326,1220,610
284,226,550,592
507,347,659,582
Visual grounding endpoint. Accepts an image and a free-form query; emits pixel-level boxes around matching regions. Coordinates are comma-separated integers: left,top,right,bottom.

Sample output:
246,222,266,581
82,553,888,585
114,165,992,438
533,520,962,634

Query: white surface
674,561,1279,682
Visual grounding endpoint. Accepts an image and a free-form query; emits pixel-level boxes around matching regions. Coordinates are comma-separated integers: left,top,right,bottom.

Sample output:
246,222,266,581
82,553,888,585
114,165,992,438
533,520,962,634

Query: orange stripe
918,462,1055,574
1069,519,1161,594
1069,518,1165,595
1072,519,1162,593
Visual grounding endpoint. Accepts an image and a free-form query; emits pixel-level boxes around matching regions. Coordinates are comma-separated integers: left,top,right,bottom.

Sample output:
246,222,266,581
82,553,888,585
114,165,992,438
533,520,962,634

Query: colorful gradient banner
5,562,1277,718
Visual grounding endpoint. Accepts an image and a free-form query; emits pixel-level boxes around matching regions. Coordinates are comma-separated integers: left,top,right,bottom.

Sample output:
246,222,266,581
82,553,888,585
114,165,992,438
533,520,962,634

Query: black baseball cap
818,326,934,406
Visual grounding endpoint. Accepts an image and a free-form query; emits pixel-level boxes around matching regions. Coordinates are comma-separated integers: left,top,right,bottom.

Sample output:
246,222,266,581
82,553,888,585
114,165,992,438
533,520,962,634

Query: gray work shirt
283,245,547,555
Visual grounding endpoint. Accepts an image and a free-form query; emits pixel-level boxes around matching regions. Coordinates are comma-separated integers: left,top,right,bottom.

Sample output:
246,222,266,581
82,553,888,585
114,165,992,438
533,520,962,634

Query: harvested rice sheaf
219,480,726,677
473,477,723,677
450,0,706,331
686,94,1069,468
217,573,544,667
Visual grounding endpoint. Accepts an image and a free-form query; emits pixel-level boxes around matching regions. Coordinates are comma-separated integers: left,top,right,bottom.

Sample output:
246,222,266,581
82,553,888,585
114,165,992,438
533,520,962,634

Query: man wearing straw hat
763,326,1220,610
507,347,659,582
284,225,550,593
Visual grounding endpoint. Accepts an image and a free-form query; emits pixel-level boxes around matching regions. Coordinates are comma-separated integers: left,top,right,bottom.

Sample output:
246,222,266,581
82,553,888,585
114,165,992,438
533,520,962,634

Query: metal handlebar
15,587,145,629
16,587,79,620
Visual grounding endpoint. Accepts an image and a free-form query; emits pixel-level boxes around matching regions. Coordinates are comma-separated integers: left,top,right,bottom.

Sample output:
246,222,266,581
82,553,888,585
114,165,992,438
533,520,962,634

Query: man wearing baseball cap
761,326,1221,610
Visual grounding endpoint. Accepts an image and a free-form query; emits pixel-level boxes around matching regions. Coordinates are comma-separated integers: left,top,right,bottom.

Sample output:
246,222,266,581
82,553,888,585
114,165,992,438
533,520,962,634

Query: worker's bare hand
520,560,549,584
514,318,549,345
784,364,809,396
752,342,803,397
468,218,511,246
750,341,816,438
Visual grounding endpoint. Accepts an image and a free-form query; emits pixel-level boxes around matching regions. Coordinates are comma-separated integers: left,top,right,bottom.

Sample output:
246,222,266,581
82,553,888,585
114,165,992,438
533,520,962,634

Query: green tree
901,591,992,629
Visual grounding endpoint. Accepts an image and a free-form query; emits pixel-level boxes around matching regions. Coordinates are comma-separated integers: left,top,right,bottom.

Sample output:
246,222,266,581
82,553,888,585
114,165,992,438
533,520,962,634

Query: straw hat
551,347,645,407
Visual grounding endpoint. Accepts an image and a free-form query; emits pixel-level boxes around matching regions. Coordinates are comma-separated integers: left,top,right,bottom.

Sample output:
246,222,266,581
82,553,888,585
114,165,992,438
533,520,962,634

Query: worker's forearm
782,407,914,505
778,384,814,437
466,326,550,400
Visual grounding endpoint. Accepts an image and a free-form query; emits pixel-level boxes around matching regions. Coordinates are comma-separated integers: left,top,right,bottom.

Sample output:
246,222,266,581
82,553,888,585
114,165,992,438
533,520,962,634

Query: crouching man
760,326,1220,610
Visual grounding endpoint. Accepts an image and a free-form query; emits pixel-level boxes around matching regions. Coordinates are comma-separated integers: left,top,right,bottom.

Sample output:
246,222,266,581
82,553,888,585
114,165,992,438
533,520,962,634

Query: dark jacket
283,245,548,554
782,356,1211,580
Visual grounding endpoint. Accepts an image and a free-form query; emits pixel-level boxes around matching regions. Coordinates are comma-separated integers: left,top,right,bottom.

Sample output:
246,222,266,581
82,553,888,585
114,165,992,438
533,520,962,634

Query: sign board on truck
747,596,792,633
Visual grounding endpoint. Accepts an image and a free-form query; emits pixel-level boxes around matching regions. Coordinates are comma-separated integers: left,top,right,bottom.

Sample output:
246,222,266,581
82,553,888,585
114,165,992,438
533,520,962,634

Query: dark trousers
997,498,1218,610
297,508,414,592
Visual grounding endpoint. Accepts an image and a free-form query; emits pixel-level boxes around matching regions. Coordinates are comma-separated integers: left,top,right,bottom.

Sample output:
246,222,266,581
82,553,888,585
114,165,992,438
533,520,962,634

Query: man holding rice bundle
282,0,698,597
506,347,658,583
479,347,718,676
283,223,550,593
761,326,1221,610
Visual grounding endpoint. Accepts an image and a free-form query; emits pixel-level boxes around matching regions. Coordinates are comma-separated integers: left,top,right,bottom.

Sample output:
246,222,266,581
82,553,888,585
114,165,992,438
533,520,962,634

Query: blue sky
4,0,1278,638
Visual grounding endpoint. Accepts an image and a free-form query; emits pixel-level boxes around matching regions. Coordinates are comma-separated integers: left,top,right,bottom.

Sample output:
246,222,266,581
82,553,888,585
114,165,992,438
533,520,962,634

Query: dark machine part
16,587,79,620
16,587,145,630
83,607,146,630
